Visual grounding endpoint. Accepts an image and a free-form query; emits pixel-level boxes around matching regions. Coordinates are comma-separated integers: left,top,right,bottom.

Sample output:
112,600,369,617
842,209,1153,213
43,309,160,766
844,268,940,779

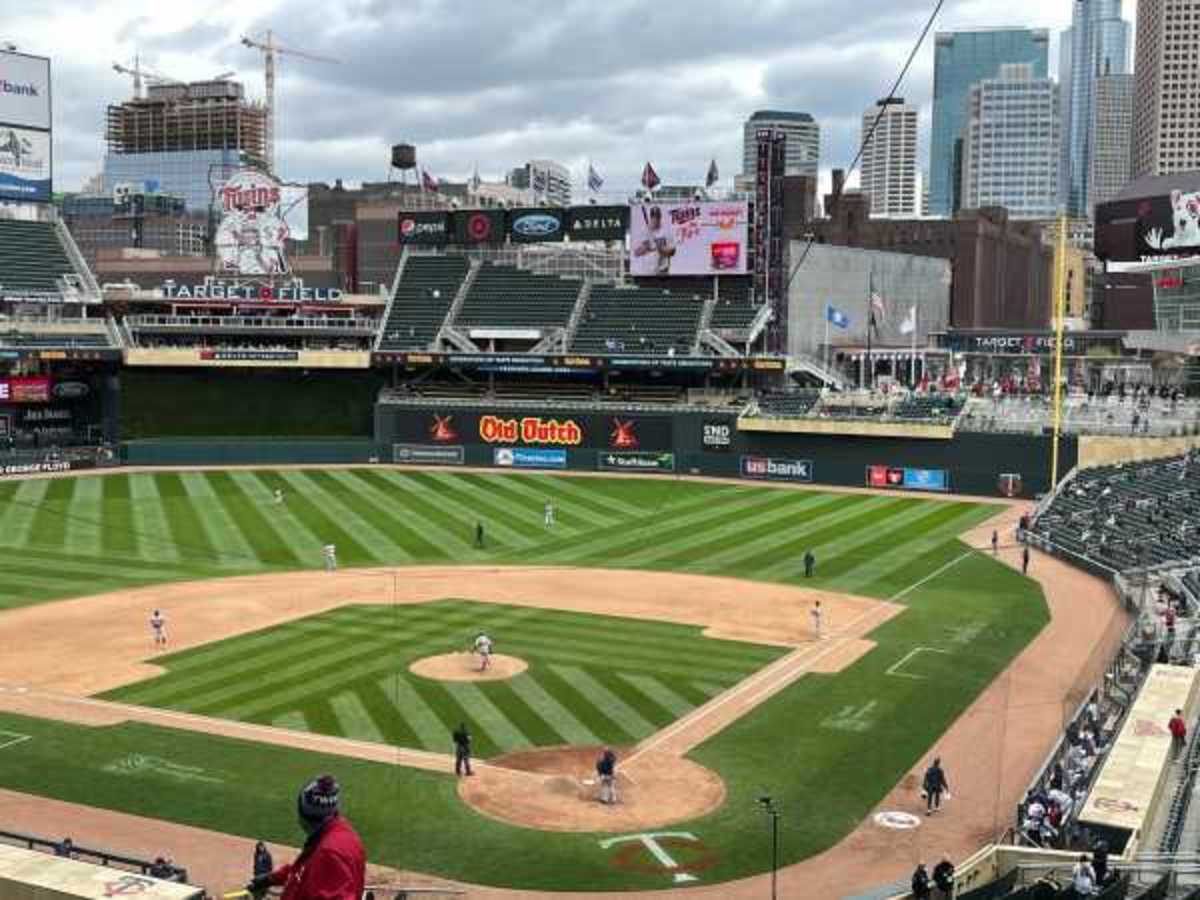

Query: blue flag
587,164,603,192
826,305,850,329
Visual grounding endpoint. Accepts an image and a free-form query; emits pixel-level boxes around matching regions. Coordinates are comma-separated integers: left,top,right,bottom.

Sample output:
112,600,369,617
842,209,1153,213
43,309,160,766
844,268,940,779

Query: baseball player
810,600,823,639
544,500,555,528
273,488,284,505
150,608,167,647
596,747,618,804
473,633,493,672
322,544,337,572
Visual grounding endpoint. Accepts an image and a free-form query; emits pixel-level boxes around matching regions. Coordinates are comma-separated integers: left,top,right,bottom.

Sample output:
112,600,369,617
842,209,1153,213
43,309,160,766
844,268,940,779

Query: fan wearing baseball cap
247,775,365,900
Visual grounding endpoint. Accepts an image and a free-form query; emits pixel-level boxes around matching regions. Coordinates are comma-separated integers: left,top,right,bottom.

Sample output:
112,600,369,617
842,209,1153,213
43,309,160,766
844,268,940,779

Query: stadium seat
0,220,77,295
454,262,582,332
377,255,470,350
571,284,704,355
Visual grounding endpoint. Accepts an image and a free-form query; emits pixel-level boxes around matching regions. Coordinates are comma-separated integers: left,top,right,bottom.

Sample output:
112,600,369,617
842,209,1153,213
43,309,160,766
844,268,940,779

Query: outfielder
473,633,493,672
150,608,167,647
810,600,823,639
544,501,555,528
323,544,337,572
273,488,284,505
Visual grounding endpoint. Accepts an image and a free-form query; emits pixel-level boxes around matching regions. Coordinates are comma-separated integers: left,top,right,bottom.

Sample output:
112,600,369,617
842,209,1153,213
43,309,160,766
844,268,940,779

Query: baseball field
0,468,1048,892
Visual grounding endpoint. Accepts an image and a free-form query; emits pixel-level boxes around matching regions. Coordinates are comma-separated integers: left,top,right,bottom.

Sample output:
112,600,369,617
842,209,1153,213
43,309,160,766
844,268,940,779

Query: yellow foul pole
1050,214,1068,489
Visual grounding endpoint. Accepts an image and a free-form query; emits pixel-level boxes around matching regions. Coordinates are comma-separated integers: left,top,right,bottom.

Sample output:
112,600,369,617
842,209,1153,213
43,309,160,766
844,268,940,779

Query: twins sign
213,169,299,276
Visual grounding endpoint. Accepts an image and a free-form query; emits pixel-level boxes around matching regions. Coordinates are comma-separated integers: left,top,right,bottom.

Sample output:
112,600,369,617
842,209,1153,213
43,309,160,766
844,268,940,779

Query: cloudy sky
7,0,1135,199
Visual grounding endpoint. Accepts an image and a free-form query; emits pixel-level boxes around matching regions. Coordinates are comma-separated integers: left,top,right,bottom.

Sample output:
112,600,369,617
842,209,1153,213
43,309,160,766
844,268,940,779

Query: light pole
759,796,779,899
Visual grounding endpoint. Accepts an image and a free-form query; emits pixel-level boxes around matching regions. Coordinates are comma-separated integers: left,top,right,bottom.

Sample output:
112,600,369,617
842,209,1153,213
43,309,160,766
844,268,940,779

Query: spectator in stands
54,837,73,858
1047,787,1073,820
910,862,932,899
1071,854,1097,896
247,775,365,900
253,842,273,884
1091,841,1110,887
1022,544,1030,575
931,858,954,898
1168,709,1188,760
148,857,174,880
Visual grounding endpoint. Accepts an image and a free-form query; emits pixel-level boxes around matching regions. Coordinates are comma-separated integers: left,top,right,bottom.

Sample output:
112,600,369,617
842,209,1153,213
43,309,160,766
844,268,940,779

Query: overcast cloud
5,0,1135,200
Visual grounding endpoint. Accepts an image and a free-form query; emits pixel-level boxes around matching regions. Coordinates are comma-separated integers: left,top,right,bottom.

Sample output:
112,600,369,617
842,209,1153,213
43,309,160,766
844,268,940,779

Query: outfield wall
373,403,1076,497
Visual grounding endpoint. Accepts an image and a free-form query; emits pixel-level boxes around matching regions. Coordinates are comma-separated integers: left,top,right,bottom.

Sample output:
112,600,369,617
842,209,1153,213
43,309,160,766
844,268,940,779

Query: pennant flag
705,158,719,188
587,164,604,192
532,167,548,193
870,291,887,323
826,304,850,329
421,169,439,193
899,304,917,335
470,164,481,191
641,162,660,191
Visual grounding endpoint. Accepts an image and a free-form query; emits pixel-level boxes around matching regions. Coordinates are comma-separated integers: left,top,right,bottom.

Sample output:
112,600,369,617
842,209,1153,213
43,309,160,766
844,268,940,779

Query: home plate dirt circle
408,652,528,682
460,746,725,832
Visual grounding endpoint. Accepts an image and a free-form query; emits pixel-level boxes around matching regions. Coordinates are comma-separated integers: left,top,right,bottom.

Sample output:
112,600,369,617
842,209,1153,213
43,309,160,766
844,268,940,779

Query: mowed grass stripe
505,638,758,682
442,682,532,753
63,477,104,559
630,491,850,568
550,665,659,739
127,474,181,563
354,679,422,748
617,674,695,719
582,666,678,730
517,473,637,522
356,471,478,554
321,470,449,560
289,471,415,563
328,691,386,743
529,666,636,745
203,472,300,567
150,473,221,566
414,472,543,546
801,501,980,584
298,698,341,736
26,477,76,548
100,476,139,557
472,679,569,748
505,675,601,746
0,479,48,547
406,676,495,755
466,473,608,531
178,472,261,566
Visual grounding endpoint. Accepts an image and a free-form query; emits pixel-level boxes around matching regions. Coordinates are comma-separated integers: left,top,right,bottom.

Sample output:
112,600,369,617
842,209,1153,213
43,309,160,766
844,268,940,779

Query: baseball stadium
2,27,1200,900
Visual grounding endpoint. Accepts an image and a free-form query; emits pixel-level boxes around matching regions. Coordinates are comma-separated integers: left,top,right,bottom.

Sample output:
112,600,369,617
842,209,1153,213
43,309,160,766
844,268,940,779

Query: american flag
587,164,604,192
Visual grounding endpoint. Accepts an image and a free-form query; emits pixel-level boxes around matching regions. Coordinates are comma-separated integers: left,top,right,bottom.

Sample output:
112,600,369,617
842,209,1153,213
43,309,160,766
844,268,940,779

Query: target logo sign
467,213,493,242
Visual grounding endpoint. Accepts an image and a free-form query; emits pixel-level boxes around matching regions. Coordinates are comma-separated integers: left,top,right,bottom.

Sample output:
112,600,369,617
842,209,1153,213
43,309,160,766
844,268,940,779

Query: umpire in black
453,723,473,776
923,756,949,815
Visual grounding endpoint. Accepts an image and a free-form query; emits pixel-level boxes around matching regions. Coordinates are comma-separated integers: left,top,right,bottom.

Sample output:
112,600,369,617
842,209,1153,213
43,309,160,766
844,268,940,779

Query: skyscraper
929,28,1050,217
1132,0,1200,178
1059,0,1131,216
960,64,1062,221
859,98,919,218
1090,73,1135,209
741,111,819,179
508,159,571,206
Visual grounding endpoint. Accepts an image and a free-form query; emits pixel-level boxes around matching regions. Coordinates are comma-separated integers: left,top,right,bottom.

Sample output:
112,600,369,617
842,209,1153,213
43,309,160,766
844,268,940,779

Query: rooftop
747,110,815,124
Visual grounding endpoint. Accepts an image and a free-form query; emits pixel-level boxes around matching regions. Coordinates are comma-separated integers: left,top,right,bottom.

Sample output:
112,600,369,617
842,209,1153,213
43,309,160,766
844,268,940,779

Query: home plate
582,778,596,786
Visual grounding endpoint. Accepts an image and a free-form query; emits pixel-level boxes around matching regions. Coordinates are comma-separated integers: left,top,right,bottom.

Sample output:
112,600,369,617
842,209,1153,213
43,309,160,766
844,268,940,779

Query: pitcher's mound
460,746,725,832
409,653,527,682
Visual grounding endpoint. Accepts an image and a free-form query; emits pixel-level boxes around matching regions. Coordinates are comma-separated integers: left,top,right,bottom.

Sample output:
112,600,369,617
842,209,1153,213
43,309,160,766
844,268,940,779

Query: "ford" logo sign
513,214,561,237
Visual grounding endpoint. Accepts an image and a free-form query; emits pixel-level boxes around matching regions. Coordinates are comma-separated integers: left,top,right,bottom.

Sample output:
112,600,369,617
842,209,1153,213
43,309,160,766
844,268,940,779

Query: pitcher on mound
473,633,493,672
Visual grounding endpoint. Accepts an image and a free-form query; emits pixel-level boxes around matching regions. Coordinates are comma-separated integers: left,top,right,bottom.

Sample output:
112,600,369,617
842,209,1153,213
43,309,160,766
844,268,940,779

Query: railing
437,259,480,348
54,215,103,299
377,248,410,351
564,278,591,348
124,315,378,333
0,828,193,888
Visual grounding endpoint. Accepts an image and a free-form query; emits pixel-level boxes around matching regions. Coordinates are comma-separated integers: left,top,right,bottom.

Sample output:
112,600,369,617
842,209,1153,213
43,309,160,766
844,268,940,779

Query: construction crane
113,55,237,99
240,30,339,174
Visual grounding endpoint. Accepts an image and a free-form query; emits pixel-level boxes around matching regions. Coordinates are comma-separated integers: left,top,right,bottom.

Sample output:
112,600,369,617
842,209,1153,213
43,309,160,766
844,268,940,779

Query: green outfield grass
103,599,785,757
0,469,1049,891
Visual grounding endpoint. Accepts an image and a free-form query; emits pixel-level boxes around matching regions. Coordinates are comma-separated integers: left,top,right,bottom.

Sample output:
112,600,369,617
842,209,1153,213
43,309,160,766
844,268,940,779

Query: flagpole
865,269,873,392
911,303,918,388
824,309,830,380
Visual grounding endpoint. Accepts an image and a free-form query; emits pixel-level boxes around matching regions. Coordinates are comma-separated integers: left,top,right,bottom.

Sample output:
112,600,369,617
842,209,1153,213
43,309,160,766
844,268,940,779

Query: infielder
544,501,555,528
150,608,167,647
810,600,822,640
322,544,337,571
473,633,493,672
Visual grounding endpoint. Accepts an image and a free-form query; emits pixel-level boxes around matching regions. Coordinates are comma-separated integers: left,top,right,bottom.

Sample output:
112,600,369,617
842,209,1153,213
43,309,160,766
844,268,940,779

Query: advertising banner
0,377,51,403
598,450,675,473
454,209,506,245
0,50,51,131
866,465,949,492
397,410,672,452
701,419,733,452
0,125,51,202
397,211,451,246
1096,180,1200,260
0,459,93,478
213,168,294,276
629,201,749,276
494,447,567,469
566,206,628,242
507,208,565,243
199,349,299,362
740,456,812,482
392,443,464,466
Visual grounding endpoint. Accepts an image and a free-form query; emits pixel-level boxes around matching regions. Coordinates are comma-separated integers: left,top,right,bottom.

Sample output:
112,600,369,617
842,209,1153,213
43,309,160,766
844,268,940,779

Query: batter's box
885,648,951,680
0,730,31,751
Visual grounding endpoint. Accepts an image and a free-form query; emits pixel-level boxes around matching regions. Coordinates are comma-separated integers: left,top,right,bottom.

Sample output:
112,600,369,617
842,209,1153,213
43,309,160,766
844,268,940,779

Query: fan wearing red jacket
248,775,365,900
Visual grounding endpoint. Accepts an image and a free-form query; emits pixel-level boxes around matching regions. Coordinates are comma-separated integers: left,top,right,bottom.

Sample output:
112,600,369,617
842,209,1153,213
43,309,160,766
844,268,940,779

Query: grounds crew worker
247,774,365,900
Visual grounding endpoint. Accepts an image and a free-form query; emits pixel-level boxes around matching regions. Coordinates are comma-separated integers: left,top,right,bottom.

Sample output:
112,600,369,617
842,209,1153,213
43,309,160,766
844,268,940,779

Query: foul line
889,549,975,602
885,647,950,680
0,731,30,752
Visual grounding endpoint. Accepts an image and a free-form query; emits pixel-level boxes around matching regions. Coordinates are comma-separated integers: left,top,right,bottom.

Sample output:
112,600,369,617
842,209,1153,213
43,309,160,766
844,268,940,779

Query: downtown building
928,28,1051,216
741,110,820,179
960,64,1062,221
102,79,267,212
859,97,919,218
1059,0,1131,215
507,160,571,206
1132,0,1200,177
1090,73,1135,209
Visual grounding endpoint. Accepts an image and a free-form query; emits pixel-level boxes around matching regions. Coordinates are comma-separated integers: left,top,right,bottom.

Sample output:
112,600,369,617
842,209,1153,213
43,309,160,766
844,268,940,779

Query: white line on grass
885,647,951,680
889,549,975,602
0,731,31,751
